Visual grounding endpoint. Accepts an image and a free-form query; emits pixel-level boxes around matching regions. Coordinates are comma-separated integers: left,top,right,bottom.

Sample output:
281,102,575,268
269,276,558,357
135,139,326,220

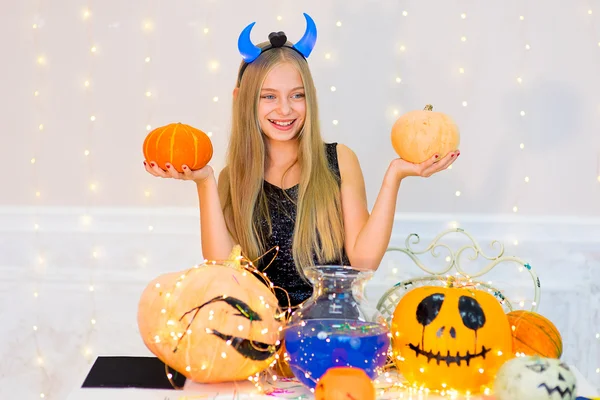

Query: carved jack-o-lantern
494,356,577,400
391,285,513,393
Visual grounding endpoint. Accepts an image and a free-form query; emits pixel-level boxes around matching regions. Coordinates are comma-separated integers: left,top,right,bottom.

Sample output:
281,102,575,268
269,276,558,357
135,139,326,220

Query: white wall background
1,0,599,398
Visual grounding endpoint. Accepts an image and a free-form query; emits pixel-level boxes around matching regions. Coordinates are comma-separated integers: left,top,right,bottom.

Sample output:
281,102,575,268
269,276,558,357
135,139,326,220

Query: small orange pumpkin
391,104,460,164
314,367,376,400
506,310,563,358
391,283,513,393
143,122,213,172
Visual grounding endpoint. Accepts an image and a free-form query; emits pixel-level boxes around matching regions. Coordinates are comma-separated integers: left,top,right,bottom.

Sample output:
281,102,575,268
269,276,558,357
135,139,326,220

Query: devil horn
292,13,317,58
238,21,262,63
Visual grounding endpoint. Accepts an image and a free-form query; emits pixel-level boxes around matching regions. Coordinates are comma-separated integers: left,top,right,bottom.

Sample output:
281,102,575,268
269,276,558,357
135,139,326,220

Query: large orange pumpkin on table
391,104,460,164
391,284,513,394
143,122,213,172
137,246,283,383
314,367,376,400
506,310,563,358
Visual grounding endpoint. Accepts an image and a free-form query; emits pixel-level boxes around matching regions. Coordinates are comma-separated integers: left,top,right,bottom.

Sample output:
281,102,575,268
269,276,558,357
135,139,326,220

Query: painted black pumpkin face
494,356,577,400
176,296,277,361
391,286,513,392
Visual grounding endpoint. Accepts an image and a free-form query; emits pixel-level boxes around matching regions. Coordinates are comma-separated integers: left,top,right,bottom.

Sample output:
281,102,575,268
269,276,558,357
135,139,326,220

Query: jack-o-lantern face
391,286,513,393
494,356,577,400
137,250,283,383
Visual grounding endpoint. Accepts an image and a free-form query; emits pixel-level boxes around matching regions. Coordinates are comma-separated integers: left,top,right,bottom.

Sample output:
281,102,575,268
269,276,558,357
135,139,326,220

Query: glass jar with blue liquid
284,265,390,389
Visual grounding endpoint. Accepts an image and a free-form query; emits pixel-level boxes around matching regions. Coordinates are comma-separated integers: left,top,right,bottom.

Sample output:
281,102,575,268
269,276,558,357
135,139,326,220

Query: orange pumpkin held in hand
143,122,213,172
314,367,376,400
391,104,460,164
506,310,563,359
391,284,513,394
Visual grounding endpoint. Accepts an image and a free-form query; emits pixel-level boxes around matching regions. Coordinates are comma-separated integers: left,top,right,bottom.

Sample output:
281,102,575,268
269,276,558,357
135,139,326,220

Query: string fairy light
81,0,98,368
142,0,158,243
510,4,532,241
31,1,51,398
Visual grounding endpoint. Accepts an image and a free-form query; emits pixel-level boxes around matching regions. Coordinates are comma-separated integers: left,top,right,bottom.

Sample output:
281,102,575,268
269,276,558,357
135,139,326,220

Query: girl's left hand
391,149,460,180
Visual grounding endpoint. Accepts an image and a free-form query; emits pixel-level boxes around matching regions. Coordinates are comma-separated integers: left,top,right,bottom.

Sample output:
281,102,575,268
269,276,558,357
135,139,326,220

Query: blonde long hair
218,44,345,277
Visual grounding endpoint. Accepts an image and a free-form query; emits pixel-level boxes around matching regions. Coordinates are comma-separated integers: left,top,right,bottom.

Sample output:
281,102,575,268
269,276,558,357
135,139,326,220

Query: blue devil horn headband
237,13,317,64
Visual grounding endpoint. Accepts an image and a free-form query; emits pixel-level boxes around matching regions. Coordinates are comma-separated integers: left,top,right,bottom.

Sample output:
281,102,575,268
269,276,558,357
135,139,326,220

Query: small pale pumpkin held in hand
143,122,213,173
391,104,460,164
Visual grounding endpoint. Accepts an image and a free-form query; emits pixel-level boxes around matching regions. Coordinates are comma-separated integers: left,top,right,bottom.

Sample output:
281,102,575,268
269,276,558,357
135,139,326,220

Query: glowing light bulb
514,240,519,246
402,11,408,16
203,28,209,34
519,15,525,20
84,80,90,87
325,53,331,59
144,190,151,197
83,9,91,19
90,115,96,121
212,96,218,102
455,191,461,197
145,91,152,97
330,86,336,91
209,60,219,71
461,36,467,42
38,124,44,131
336,21,342,27
33,325,38,331
525,44,531,50
517,77,523,84
146,124,152,131
143,21,153,31
84,149,90,156
276,16,282,21
462,101,468,107
520,143,525,149
145,56,151,63
588,9,593,15
31,158,36,164
91,319,96,325
399,45,406,52
90,46,97,53
513,206,518,213
207,131,213,137
89,183,97,191
332,120,339,125
520,111,526,116
37,56,46,65
35,191,41,197
34,90,39,96
33,24,38,29
461,13,467,19
89,285,94,292
524,176,530,183
148,225,154,231
597,175,600,182
395,77,402,83
458,67,465,74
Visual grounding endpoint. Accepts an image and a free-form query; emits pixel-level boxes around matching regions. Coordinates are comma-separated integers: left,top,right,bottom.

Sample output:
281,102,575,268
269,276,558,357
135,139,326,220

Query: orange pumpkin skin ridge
507,310,563,358
391,105,460,164
143,122,213,173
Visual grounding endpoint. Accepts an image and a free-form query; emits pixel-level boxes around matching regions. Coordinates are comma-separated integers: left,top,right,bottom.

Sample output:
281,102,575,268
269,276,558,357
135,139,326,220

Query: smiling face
257,62,306,143
391,286,513,393
494,356,577,400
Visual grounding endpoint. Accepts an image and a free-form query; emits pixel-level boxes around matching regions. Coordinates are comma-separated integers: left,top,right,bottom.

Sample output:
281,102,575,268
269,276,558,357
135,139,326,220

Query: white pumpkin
494,356,577,400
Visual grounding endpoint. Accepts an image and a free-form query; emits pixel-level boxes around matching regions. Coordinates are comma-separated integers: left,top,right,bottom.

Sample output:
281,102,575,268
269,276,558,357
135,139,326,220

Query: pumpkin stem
424,104,434,111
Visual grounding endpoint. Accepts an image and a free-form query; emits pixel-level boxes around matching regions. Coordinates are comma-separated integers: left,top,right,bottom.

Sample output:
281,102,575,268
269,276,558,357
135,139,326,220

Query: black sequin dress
257,143,350,308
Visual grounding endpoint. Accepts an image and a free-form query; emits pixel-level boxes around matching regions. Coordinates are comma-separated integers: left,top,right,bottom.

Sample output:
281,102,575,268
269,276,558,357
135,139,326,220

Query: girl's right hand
143,161,214,183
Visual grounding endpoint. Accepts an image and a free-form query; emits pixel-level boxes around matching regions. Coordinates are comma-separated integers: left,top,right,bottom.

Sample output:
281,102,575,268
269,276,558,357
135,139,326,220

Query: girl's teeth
271,120,293,126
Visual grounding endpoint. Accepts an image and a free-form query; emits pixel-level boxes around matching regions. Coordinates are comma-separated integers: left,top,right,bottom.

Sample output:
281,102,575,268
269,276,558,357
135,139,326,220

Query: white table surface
67,356,599,400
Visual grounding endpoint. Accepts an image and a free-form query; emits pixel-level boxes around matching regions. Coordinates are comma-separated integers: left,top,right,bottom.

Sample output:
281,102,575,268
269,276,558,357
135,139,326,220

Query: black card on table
81,356,187,389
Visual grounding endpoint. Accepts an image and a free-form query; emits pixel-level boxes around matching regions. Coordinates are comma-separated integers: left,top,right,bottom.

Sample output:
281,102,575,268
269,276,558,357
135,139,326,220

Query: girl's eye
262,95,275,100
293,93,305,99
